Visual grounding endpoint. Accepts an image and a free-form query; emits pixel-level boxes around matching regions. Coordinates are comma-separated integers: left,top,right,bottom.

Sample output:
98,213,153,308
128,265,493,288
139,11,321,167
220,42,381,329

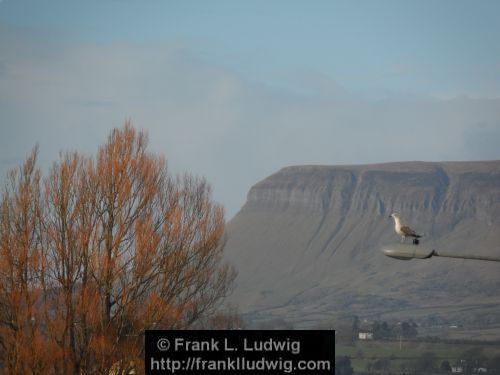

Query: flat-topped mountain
224,161,500,329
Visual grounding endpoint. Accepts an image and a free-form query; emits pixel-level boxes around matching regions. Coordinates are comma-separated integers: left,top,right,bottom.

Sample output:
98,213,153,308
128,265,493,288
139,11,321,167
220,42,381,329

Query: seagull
389,213,422,243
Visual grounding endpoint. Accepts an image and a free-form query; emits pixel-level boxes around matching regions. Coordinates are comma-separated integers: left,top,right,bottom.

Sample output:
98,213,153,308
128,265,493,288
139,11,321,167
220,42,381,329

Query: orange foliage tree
0,124,235,374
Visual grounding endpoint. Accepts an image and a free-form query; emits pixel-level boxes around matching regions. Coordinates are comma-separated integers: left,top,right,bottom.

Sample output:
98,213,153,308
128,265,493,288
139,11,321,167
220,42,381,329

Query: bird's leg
401,236,405,243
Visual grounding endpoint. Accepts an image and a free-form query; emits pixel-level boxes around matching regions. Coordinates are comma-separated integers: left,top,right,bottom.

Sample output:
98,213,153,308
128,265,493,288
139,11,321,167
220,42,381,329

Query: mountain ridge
225,161,500,329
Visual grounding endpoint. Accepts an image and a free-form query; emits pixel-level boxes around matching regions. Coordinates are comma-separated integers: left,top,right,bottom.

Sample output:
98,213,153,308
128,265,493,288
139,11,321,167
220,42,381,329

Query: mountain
224,161,500,329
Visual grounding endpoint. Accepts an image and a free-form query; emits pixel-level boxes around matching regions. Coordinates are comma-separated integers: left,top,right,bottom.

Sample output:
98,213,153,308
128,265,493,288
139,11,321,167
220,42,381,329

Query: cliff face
224,161,500,328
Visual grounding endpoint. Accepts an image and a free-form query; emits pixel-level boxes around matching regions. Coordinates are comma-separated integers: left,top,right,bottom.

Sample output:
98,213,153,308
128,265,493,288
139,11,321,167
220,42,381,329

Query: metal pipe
433,251,500,262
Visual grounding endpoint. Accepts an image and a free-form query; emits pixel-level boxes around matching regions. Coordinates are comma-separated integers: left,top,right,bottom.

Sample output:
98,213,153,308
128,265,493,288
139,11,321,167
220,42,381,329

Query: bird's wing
400,225,418,237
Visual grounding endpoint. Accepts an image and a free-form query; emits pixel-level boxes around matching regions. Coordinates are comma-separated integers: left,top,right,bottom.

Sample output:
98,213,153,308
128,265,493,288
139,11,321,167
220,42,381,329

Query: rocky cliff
224,161,500,328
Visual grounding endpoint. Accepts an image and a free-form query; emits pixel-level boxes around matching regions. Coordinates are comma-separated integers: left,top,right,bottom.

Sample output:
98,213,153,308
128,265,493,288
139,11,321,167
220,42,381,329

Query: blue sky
1,0,500,218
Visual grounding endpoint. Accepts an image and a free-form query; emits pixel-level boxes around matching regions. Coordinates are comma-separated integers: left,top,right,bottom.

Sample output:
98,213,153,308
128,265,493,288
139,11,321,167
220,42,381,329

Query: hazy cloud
462,122,500,161
1,26,500,217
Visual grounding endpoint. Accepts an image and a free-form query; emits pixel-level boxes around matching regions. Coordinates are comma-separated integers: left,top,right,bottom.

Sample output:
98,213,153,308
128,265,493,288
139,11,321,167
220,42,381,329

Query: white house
358,332,373,340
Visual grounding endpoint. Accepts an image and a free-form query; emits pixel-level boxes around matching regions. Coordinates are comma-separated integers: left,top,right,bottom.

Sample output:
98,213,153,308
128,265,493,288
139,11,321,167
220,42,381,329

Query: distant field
337,339,500,374
419,324,500,341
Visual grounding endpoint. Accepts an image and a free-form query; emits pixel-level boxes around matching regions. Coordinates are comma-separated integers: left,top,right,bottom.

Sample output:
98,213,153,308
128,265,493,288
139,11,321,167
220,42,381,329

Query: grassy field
337,339,500,374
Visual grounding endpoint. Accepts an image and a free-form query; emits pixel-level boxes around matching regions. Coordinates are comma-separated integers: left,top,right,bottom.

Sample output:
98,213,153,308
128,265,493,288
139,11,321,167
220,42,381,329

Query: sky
1,0,500,218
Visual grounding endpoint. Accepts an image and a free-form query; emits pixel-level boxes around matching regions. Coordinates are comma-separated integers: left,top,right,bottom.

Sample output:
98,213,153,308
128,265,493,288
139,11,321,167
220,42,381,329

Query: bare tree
0,124,235,374
0,146,56,374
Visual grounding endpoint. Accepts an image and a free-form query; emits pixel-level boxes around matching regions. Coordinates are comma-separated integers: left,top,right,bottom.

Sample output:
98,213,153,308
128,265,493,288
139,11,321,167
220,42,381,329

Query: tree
401,320,418,339
440,360,452,373
461,347,486,368
414,351,437,374
335,356,353,375
372,357,390,372
351,315,359,341
0,124,235,374
0,146,55,374
488,354,500,375
372,320,391,340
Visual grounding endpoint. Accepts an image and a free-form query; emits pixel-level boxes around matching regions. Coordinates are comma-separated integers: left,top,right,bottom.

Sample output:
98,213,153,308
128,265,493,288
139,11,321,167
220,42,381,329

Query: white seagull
389,213,422,243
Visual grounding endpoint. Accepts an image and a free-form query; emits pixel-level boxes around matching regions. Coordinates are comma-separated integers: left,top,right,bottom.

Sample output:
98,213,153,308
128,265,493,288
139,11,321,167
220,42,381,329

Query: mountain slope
224,161,500,328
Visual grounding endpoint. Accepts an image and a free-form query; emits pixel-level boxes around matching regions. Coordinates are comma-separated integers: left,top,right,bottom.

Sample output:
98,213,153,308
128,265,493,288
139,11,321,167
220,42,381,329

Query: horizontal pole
434,251,500,262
